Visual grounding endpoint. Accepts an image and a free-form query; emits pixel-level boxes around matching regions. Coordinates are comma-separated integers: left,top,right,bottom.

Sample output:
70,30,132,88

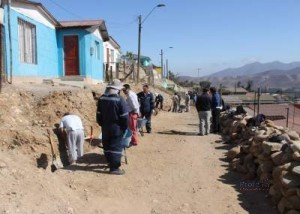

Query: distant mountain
177,66,300,89
208,61,300,77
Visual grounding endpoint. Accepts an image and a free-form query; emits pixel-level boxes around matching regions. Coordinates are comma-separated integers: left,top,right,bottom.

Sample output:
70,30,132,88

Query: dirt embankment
0,83,172,159
0,83,279,214
0,85,100,155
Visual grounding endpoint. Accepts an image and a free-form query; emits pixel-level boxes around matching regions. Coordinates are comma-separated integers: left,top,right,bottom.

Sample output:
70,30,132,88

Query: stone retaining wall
221,112,300,214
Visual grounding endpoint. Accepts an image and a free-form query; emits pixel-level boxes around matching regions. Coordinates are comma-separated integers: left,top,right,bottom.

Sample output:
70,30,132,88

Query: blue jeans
141,111,152,132
198,111,211,135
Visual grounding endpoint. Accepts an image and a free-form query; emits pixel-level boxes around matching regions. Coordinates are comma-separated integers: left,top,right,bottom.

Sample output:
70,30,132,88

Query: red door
64,36,79,76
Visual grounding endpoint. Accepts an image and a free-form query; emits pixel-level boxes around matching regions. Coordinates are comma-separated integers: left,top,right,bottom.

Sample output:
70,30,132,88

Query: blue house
3,0,109,84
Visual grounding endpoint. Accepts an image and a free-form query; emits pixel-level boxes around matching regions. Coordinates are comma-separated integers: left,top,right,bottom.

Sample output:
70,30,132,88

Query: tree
190,81,194,87
168,70,175,81
237,81,242,88
199,81,211,89
245,80,253,91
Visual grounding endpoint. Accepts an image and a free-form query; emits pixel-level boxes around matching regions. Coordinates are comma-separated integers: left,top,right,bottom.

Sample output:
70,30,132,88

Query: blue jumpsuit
137,92,155,132
96,94,129,172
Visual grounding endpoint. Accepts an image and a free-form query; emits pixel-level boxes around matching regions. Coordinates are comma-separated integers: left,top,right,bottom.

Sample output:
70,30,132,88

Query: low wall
220,112,300,214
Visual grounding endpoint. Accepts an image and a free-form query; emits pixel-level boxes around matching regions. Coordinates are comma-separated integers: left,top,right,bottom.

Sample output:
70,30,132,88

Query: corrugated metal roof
60,20,104,28
108,36,120,49
13,0,60,26
58,20,109,42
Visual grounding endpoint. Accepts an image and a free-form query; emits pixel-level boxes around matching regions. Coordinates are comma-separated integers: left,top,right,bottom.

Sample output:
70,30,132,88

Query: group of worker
59,80,157,175
172,92,191,113
58,81,222,175
195,87,222,136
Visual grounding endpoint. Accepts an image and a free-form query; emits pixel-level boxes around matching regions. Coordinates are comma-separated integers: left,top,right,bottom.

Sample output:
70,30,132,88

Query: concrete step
43,78,85,88
60,76,85,81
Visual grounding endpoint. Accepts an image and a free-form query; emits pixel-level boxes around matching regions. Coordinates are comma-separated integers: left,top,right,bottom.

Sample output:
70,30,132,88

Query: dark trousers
212,109,221,133
102,134,123,171
141,111,152,132
155,101,163,109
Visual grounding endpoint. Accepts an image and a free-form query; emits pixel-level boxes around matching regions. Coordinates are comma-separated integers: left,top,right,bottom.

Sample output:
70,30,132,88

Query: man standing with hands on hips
137,84,155,133
123,84,140,146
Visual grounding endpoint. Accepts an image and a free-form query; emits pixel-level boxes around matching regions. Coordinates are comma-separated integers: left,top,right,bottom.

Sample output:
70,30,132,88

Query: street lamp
160,46,173,79
197,68,201,78
136,4,166,84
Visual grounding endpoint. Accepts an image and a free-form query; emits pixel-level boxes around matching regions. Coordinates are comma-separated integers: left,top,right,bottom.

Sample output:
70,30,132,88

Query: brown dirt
0,83,278,214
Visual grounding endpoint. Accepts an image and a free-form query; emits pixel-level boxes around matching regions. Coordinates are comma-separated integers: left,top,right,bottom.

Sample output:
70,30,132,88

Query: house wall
4,3,59,79
57,28,104,81
103,40,121,72
84,31,104,81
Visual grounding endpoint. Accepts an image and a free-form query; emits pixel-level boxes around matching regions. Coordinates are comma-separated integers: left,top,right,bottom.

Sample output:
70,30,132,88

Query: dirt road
0,107,278,214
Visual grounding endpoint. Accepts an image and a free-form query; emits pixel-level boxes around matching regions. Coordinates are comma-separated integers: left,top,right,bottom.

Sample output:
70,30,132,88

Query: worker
172,93,179,112
178,93,182,112
155,93,164,110
59,113,84,165
96,79,129,175
185,92,191,112
123,84,140,146
137,84,155,133
196,88,212,136
210,87,222,133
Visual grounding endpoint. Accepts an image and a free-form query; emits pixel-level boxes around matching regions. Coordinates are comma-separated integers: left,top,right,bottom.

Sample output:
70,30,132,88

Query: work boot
110,169,125,175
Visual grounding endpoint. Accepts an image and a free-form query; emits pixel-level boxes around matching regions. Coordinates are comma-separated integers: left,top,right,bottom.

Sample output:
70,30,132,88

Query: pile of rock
220,112,300,214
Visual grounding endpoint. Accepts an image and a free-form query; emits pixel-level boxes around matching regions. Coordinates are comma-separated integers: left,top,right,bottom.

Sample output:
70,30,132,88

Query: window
18,18,37,64
110,49,114,63
95,41,100,60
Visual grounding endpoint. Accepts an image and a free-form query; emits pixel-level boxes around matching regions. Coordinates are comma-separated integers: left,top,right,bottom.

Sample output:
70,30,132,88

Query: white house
103,36,121,72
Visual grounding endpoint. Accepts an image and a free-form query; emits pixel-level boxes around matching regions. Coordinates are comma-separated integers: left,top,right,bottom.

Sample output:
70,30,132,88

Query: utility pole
160,49,163,78
136,15,142,84
0,0,2,92
166,59,168,80
136,4,165,84
257,88,261,115
7,0,12,84
286,107,290,128
197,68,201,78
254,91,257,117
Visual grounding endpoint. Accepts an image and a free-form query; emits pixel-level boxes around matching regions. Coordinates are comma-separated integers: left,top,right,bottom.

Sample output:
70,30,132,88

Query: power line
47,0,83,19
46,0,138,28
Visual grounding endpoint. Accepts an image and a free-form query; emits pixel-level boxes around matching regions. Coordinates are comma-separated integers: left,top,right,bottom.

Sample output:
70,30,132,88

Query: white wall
0,8,4,24
11,2,55,29
103,40,121,71
89,28,102,41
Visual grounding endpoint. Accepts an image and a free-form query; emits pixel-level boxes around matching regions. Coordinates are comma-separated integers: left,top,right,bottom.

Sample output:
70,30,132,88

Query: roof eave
12,0,61,26
108,36,121,49
99,21,109,42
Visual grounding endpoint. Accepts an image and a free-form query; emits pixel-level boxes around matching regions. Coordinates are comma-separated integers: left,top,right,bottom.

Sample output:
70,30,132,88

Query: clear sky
35,0,300,76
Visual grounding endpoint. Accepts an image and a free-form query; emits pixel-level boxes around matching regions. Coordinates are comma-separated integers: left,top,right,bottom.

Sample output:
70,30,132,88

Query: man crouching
59,113,84,165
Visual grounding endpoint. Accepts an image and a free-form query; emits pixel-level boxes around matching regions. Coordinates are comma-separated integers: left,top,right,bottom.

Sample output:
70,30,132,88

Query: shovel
47,129,63,172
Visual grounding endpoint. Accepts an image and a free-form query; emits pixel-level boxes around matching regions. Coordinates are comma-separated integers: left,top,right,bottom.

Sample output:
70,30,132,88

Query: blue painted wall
4,6,59,78
57,29,104,81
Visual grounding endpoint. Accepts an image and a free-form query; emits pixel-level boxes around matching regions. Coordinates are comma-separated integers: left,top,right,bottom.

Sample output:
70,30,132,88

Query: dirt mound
0,84,103,158
0,82,172,159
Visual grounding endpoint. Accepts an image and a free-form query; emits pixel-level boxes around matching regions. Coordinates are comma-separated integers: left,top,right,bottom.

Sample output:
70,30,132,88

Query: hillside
178,66,300,89
208,61,300,77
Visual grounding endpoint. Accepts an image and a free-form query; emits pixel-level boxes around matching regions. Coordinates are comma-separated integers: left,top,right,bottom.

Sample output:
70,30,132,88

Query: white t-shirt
59,115,84,131
126,90,140,114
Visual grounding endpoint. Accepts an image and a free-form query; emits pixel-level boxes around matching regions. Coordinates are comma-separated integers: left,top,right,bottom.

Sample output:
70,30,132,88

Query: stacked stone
220,113,300,214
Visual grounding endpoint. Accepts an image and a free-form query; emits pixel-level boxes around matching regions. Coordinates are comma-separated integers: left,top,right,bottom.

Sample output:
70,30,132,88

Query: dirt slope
0,84,278,214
